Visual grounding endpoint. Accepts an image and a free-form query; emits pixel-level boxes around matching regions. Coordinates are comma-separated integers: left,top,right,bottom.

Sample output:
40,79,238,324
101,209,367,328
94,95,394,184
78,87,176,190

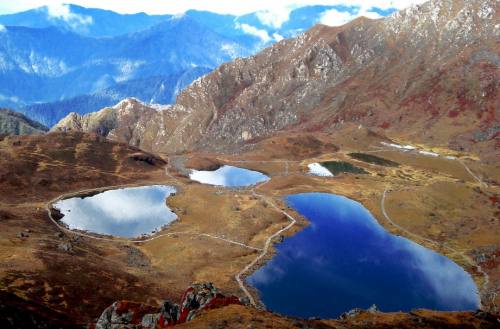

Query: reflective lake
247,193,479,318
54,185,177,238
189,165,269,187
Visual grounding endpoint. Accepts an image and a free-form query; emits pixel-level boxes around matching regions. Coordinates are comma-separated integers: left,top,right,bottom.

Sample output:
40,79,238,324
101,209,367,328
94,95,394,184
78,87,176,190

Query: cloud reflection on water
189,165,269,187
54,185,176,238
247,192,479,319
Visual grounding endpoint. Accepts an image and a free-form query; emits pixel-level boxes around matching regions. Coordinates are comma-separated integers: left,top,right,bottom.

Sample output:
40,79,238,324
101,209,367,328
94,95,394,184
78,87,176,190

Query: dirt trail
235,179,297,307
381,189,490,309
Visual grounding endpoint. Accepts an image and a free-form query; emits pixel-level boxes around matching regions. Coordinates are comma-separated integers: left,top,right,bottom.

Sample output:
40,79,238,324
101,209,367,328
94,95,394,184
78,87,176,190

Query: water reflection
247,193,479,319
307,163,334,177
54,185,176,238
189,165,269,187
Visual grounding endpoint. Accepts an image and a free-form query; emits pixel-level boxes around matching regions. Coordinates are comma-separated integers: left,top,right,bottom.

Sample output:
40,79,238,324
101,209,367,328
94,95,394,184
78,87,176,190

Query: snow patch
381,142,416,151
114,97,170,113
308,163,334,177
418,150,439,157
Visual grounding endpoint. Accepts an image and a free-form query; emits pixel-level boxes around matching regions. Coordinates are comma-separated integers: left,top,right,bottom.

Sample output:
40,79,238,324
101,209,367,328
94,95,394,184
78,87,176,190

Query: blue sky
0,1,426,16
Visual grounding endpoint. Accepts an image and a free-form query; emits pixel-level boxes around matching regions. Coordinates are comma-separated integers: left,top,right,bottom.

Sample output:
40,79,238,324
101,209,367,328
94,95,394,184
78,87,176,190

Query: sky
0,1,427,16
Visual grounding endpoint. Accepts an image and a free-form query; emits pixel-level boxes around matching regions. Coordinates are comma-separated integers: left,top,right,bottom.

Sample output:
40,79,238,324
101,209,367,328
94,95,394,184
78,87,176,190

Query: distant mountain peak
52,0,498,161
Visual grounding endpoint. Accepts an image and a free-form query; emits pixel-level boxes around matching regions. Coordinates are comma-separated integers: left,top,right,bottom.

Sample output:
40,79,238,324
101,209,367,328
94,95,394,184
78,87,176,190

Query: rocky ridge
53,0,499,161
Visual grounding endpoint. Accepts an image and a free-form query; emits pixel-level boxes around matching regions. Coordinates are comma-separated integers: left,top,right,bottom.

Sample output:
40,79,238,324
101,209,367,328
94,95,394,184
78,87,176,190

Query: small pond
189,165,269,187
247,193,479,319
53,185,176,238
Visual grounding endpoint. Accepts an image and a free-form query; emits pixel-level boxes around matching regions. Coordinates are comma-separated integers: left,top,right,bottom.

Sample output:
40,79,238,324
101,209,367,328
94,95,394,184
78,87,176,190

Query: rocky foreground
93,283,244,329
91,283,499,329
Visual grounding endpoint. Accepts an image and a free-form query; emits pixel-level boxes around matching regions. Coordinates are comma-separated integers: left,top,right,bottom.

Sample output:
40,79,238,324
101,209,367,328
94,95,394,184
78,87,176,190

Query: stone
57,242,73,253
94,282,242,328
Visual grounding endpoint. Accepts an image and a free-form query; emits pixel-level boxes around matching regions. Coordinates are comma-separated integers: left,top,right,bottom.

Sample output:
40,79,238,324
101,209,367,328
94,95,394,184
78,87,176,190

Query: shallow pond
54,185,176,238
189,165,269,187
247,193,479,318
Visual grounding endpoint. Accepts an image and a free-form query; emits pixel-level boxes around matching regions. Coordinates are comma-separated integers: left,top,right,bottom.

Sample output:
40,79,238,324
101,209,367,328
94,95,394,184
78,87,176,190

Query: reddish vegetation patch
94,283,242,328
380,121,391,129
456,89,473,111
489,196,499,206
448,110,460,118
479,251,500,271
481,107,497,126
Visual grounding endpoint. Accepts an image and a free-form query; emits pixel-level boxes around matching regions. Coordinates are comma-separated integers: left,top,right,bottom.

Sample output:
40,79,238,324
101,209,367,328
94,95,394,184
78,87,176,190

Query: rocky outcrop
54,0,499,160
94,283,244,329
0,109,48,135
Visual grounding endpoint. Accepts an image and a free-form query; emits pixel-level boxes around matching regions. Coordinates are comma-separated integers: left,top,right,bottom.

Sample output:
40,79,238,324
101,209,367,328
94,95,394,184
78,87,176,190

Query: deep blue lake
247,193,479,318
189,165,269,187
54,185,176,238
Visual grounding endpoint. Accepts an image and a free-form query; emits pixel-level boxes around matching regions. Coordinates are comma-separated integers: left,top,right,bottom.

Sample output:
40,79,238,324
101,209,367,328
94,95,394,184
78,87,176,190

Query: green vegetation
348,153,399,167
320,161,368,175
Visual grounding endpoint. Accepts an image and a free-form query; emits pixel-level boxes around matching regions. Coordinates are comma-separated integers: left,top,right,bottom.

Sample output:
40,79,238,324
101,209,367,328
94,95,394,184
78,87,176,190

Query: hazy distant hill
20,67,211,127
0,4,170,37
0,108,47,135
0,16,249,106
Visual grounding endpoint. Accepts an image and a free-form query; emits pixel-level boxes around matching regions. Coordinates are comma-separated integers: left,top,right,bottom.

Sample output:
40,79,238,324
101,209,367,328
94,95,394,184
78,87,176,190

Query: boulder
94,282,243,329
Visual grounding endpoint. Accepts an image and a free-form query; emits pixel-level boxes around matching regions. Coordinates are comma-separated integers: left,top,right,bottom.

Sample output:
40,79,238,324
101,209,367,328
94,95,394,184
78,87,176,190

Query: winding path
458,159,488,188
235,179,297,307
44,152,494,310
381,188,490,309
45,183,262,251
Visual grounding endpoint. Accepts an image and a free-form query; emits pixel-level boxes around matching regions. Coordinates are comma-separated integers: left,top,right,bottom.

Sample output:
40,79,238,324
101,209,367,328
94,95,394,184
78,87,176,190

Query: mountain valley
0,0,498,328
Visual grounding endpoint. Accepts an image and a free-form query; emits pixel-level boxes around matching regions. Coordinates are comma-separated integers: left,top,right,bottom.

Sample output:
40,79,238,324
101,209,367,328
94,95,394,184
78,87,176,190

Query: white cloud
319,8,355,26
0,24,6,32
0,1,429,16
46,3,93,29
255,8,290,28
272,33,284,41
319,5,385,27
236,23,272,43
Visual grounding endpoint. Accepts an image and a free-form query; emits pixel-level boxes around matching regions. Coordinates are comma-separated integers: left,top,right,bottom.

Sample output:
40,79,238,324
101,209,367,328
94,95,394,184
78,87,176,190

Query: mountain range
0,4,396,126
53,0,499,162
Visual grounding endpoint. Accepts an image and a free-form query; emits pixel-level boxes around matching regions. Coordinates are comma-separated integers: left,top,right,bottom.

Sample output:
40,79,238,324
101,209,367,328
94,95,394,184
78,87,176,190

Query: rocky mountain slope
0,108,47,135
54,0,499,161
0,3,380,118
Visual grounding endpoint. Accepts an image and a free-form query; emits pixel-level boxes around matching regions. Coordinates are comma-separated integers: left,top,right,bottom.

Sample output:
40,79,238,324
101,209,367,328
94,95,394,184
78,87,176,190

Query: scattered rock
16,232,29,238
122,245,150,268
95,283,243,328
340,304,379,319
57,242,73,253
